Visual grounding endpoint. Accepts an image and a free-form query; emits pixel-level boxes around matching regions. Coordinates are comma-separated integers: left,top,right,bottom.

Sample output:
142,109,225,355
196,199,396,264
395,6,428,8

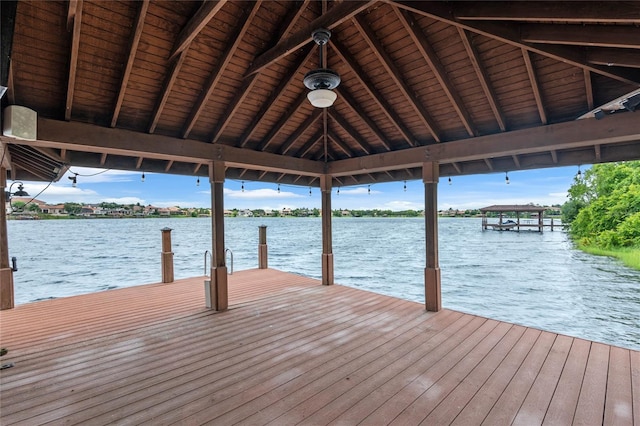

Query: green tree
64,202,83,215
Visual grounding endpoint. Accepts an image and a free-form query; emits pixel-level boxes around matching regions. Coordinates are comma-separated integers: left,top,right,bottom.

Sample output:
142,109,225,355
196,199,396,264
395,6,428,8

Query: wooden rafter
520,23,640,50
328,131,355,157
595,144,601,161
66,0,78,31
327,110,373,155
100,153,107,165
484,158,494,170
182,1,261,139
148,51,187,133
255,94,307,151
587,49,640,69
136,157,143,169
522,49,547,124
193,163,202,174
396,1,640,85
457,27,507,131
550,150,558,163
246,1,375,76
396,7,476,137
450,1,640,23
278,109,323,155
334,87,390,151
353,15,441,143
584,70,594,110
294,132,323,158
165,160,174,172
451,162,462,174
170,0,227,61
65,0,83,121
331,40,415,148
111,0,149,128
238,47,314,148
512,154,521,168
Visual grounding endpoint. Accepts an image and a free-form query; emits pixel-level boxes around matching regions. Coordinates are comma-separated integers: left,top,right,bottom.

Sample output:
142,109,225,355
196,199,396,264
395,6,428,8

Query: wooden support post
539,211,544,232
0,168,14,310
258,225,268,269
160,227,174,283
321,175,333,285
207,161,228,311
423,162,441,312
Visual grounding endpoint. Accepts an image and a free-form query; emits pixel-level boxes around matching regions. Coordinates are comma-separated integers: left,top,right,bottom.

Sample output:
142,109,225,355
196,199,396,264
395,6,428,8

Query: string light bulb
196,177,200,187
403,180,407,192
309,186,312,196
277,184,280,193
577,165,582,179
448,177,452,185
69,174,77,188
368,184,371,195
505,172,510,184
141,172,145,183
337,187,340,195
241,181,245,192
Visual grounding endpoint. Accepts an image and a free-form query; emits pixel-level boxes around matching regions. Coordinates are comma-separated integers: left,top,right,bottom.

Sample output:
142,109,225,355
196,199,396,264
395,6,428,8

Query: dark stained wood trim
550,150,558,163
170,0,227,61
484,158,494,171
512,154,521,168
595,144,601,161
328,131,355,157
111,0,149,128
278,109,322,155
238,47,314,148
331,39,416,148
100,152,107,166
165,160,174,172
148,50,188,133
246,1,375,76
353,15,441,143
396,7,476,137
211,77,260,143
584,70,594,110
457,27,507,131
193,163,202,174
395,1,640,85
293,132,323,158
450,1,640,23
66,0,78,31
65,0,83,121
451,162,462,174
183,1,262,139
327,110,373,155
255,93,307,151
520,23,640,50
334,87,391,151
587,49,640,69
522,49,547,124
136,156,143,169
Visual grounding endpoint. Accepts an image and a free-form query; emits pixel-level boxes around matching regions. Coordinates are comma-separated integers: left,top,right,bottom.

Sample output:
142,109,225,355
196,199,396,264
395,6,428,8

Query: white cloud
103,197,147,205
224,188,304,199
63,167,138,184
379,200,424,211
337,187,380,195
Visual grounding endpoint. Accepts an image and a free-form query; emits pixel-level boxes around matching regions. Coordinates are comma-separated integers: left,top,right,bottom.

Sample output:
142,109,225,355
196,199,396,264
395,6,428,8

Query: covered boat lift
480,204,547,232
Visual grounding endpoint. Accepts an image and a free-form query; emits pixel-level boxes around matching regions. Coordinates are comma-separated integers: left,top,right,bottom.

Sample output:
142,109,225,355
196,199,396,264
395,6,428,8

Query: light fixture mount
304,28,341,108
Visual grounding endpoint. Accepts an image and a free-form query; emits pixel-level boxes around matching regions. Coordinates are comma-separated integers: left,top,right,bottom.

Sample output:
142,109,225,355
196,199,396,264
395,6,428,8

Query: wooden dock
1,269,638,425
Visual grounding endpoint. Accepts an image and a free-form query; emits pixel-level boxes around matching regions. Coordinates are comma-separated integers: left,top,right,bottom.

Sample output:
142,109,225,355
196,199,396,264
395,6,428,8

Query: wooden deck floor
1,269,638,425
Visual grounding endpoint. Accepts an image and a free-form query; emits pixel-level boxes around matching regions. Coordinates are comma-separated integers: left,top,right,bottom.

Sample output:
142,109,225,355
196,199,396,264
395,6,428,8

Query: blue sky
10,165,583,211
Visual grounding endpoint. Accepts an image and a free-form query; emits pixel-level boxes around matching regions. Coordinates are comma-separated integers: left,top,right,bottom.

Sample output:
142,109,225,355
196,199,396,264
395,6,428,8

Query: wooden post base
322,253,334,285
425,267,441,312
161,252,174,283
206,266,228,311
0,267,15,310
258,244,268,269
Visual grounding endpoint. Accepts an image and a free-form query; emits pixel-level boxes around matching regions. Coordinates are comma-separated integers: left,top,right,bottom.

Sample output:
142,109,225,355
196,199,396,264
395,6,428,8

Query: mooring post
161,227,174,283
258,225,268,269
0,168,14,310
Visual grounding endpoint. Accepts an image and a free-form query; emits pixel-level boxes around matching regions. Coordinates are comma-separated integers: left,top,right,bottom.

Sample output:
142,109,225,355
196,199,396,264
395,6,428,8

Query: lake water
6,217,640,350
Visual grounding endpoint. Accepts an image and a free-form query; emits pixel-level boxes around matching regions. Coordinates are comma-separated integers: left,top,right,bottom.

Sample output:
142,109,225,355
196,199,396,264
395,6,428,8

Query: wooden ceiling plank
353,15,441,143
211,74,260,144
457,27,507,132
522,49,547,125
587,48,640,69
183,1,262,139
332,40,416,148
328,131,355,157
9,161,50,182
65,0,83,121
450,1,640,23
584,70,594,110
148,50,188,133
279,109,322,155
327,110,373,155
294,133,323,158
396,2,640,85
32,147,65,163
238,47,314,148
111,0,149,128
334,87,390,151
170,0,228,61
246,1,375,76
255,93,307,151
520,23,640,50
396,7,476,137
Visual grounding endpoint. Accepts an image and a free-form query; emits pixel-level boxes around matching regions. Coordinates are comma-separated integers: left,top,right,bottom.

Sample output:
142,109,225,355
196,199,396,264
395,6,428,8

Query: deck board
0,268,637,425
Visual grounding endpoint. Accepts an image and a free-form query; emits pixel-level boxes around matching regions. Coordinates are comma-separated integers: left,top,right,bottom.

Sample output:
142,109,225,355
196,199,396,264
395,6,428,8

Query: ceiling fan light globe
307,89,337,108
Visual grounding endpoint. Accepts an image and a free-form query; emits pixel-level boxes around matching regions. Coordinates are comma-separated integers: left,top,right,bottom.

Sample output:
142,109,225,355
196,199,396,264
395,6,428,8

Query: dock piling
258,225,268,269
161,227,174,283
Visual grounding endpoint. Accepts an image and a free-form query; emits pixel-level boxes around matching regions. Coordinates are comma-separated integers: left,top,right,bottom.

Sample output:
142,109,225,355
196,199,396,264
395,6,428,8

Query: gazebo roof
1,1,639,185
479,204,547,213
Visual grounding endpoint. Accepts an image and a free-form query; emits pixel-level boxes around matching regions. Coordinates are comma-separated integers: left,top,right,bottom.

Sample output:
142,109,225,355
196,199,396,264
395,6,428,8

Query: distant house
157,208,171,216
341,210,351,217
41,204,66,215
239,209,253,217
281,207,292,216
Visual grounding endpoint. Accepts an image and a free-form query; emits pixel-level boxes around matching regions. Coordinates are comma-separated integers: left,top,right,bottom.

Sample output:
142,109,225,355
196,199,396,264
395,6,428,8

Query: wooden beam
595,144,601,161
278,109,322,155
111,0,149,128
15,118,324,176
246,1,375,76
170,0,227,61
0,142,11,170
396,7,476,137
136,157,143,169
65,0,83,121
450,1,640,23
584,70,594,111
100,153,107,166
520,23,640,49
326,111,640,175
451,162,462,174
331,40,416,147
182,1,261,139
328,131,355,157
255,93,307,151
512,154,521,168
334,87,390,151
148,50,188,133
294,133,323,158
587,49,640,69
522,49,547,124
550,150,558,163
395,1,640,85
353,15,440,143
484,158,494,171
327,110,374,155
457,27,507,131
193,163,202,174
165,160,174,172
66,0,78,31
